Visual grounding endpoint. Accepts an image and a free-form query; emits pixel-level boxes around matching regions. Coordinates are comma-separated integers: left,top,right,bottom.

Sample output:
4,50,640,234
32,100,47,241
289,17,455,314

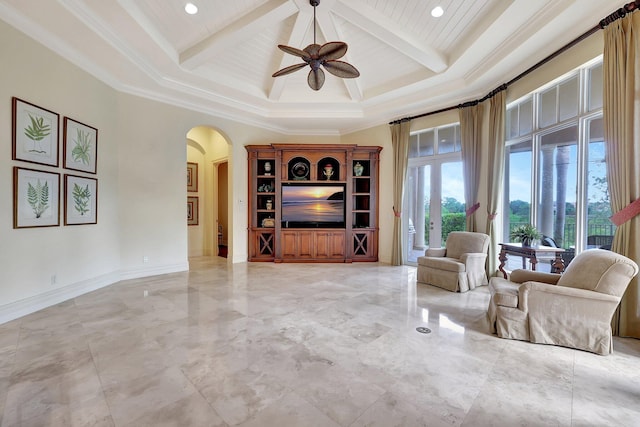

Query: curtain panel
603,11,640,338
486,91,506,277
459,104,484,232
390,122,411,266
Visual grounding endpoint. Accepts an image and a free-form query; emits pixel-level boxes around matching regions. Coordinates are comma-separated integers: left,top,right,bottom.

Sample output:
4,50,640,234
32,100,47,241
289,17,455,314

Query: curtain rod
389,0,640,126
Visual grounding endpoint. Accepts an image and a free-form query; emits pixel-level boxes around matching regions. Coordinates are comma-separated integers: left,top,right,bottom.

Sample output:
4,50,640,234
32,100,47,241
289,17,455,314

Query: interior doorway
217,161,228,258
186,126,230,260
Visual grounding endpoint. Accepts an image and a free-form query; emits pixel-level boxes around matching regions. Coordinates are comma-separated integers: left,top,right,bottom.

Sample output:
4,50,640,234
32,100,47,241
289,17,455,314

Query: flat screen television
281,183,345,228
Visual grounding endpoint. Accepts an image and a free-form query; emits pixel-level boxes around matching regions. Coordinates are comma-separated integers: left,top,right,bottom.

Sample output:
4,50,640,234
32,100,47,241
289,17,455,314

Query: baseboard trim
118,262,189,281
0,271,119,325
0,262,189,325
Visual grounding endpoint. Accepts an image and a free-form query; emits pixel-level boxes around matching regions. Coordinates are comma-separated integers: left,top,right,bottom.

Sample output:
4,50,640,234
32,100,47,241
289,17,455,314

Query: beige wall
0,17,606,322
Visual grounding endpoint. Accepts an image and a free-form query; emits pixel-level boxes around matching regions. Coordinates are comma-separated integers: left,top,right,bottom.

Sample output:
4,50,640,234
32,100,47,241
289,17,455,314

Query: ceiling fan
272,0,360,91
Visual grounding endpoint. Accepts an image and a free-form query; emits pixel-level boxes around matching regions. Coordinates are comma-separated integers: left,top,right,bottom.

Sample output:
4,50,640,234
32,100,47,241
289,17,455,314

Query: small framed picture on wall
63,117,98,174
64,174,98,225
187,162,198,192
187,196,199,226
13,167,60,228
12,97,60,167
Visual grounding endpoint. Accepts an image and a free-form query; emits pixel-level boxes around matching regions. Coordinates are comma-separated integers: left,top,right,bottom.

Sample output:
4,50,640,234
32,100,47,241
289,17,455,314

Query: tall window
405,124,464,264
504,59,613,254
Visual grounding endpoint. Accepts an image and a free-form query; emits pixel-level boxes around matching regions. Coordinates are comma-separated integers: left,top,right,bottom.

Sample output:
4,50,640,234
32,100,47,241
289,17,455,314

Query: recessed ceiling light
431,6,444,18
185,3,198,15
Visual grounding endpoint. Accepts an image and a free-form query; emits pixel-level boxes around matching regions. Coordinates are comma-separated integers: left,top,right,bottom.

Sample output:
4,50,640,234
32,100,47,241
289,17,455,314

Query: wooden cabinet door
281,231,298,258
315,232,345,259
298,231,313,258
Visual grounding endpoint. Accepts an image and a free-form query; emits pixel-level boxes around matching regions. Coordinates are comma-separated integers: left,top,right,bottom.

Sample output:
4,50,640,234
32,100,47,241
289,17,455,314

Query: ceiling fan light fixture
272,0,359,91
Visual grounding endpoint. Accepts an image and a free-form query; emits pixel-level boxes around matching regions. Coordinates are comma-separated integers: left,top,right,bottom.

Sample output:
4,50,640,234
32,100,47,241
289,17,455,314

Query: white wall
0,20,120,319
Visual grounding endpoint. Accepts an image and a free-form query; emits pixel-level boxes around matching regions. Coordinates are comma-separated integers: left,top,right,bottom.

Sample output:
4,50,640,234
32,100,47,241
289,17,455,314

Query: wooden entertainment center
246,144,382,262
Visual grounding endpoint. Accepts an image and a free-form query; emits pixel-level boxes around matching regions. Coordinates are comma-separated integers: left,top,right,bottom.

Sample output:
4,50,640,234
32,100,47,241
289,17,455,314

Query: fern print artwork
72,183,91,215
12,98,60,167
71,128,92,165
14,167,60,228
27,179,50,218
24,113,52,154
64,175,98,225
64,117,98,174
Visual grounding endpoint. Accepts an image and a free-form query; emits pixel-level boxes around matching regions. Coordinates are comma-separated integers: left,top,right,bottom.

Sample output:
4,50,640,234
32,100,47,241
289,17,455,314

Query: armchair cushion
418,256,465,273
488,249,639,355
416,231,490,293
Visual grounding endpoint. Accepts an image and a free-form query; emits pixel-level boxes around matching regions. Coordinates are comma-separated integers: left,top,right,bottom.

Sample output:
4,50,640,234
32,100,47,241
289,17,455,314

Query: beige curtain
485,90,506,277
390,121,411,265
603,12,640,338
459,103,484,232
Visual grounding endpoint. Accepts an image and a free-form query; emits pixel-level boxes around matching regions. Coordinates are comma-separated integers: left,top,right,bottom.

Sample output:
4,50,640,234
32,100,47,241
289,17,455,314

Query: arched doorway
186,126,230,259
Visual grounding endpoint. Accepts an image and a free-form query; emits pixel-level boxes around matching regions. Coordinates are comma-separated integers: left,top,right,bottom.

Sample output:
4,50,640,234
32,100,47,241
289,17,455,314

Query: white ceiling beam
268,1,313,100
180,0,298,70
333,0,448,73
315,5,363,101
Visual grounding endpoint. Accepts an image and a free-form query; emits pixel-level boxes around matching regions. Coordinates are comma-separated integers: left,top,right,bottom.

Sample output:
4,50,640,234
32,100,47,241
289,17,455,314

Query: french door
404,156,465,264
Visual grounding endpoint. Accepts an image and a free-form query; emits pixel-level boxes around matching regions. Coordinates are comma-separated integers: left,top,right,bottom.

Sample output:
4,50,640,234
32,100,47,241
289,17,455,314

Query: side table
498,243,565,279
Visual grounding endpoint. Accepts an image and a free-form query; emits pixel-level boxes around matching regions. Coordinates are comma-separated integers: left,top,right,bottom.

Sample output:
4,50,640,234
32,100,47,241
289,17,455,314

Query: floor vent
416,327,432,334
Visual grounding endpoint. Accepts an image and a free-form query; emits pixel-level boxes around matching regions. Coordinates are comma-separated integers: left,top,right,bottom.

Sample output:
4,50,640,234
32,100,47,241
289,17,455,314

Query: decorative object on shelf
12,97,60,167
291,161,309,180
187,162,198,192
323,163,334,180
187,196,198,226
265,199,273,210
64,174,97,225
353,162,364,176
13,166,61,228
258,182,273,192
262,217,275,228
271,0,360,91
510,223,542,247
63,116,98,174
264,161,272,175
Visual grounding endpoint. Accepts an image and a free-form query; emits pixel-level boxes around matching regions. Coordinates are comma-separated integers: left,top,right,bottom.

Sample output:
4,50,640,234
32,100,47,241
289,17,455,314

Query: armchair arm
460,252,488,268
509,269,561,285
425,247,446,257
518,281,620,314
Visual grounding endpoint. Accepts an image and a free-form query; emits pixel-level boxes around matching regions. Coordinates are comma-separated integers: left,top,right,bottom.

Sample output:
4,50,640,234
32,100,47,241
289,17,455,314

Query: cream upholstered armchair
488,249,639,355
417,231,490,293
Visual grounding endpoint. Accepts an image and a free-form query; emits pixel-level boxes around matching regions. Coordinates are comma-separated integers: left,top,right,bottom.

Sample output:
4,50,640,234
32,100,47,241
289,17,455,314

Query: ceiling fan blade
323,60,360,78
303,43,323,58
272,63,308,77
318,42,348,60
308,68,325,91
278,45,311,60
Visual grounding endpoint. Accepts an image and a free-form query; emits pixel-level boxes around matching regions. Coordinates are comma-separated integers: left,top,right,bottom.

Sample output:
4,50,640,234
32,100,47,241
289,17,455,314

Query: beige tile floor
1,256,640,426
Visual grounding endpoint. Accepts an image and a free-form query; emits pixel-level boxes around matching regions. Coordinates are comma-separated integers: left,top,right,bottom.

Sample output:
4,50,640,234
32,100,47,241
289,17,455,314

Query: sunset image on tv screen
282,185,344,222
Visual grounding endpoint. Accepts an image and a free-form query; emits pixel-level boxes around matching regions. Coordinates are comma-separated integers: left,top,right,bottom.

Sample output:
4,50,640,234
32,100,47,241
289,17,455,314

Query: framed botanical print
187,196,199,226
64,174,98,225
12,97,60,167
187,162,198,192
13,167,60,228
63,117,98,174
